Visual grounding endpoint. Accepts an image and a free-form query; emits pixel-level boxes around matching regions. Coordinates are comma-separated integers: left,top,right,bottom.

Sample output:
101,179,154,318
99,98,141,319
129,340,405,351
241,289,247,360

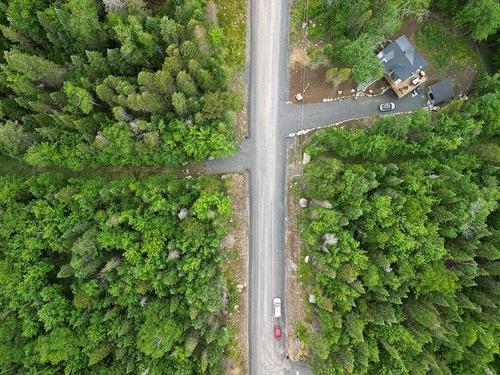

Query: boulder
302,152,311,165
299,198,308,208
236,283,246,293
309,294,316,304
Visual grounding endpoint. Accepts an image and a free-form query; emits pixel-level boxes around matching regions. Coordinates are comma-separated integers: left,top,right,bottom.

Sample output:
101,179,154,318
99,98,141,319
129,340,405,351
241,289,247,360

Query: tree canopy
0,172,233,374
300,89,500,374
0,0,240,169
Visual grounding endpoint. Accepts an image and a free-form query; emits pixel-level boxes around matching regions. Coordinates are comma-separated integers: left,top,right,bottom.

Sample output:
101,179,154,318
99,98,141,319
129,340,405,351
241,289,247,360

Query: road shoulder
221,173,250,375
284,138,310,362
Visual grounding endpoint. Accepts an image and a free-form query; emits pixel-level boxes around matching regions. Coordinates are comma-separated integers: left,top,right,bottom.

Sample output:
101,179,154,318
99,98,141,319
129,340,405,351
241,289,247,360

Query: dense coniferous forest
299,84,500,374
0,0,239,169
292,0,500,82
0,172,233,373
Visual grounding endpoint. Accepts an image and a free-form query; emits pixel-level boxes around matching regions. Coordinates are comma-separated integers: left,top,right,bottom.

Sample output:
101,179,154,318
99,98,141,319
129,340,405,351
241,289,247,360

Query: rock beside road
299,198,308,208
302,152,311,165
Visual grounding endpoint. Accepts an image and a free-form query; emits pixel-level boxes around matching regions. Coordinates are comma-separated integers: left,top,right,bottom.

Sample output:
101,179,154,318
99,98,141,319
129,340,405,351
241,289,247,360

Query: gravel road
247,0,289,373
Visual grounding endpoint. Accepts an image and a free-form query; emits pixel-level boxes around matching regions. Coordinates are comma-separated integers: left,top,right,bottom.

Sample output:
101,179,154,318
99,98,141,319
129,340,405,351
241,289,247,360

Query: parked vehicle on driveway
274,324,282,340
273,297,281,318
412,86,422,97
379,102,395,112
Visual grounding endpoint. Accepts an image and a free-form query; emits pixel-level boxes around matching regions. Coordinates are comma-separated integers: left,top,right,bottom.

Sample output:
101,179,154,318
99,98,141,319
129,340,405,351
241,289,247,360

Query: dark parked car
379,102,395,112
412,86,423,96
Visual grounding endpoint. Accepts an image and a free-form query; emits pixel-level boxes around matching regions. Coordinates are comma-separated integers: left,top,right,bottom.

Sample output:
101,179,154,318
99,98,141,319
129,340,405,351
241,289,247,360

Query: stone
299,198,308,208
304,255,310,263
351,88,356,93
236,283,246,293
338,90,342,95
309,294,316,304
178,208,188,220
302,152,311,165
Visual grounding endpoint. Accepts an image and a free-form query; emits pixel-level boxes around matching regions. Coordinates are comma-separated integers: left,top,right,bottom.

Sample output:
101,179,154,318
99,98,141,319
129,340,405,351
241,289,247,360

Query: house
427,79,454,105
377,35,429,98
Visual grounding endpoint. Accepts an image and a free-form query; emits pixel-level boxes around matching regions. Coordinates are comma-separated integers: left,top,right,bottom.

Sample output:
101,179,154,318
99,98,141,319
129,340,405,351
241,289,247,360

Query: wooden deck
387,74,427,98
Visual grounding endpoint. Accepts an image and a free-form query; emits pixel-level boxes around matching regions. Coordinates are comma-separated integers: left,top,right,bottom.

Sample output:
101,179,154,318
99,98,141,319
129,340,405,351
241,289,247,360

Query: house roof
379,35,428,81
427,79,454,104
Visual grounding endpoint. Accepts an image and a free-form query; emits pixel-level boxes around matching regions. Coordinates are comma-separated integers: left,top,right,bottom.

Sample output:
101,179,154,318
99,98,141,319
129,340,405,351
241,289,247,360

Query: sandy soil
284,138,310,362
222,173,249,375
289,48,388,104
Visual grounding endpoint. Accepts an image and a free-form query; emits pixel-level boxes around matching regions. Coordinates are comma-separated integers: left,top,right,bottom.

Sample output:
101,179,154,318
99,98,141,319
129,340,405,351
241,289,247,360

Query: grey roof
379,35,428,81
427,79,454,104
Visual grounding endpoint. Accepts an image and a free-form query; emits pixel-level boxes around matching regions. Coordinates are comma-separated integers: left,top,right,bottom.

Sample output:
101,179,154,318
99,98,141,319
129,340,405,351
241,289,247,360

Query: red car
274,325,282,340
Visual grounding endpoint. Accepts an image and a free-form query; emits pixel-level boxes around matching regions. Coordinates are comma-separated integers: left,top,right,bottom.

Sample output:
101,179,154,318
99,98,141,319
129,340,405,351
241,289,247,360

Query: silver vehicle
379,102,395,112
273,298,281,318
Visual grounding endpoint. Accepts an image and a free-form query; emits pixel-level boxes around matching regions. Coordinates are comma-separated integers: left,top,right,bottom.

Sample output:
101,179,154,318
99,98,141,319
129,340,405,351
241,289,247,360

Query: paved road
204,1,428,374
281,92,428,136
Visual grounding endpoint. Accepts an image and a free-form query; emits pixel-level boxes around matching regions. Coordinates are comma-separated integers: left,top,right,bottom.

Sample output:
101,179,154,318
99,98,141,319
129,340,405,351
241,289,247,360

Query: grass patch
417,19,479,72
214,0,246,68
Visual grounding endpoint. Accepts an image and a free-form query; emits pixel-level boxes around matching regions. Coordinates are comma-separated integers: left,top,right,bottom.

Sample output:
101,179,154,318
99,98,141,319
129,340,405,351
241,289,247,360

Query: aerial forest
0,173,233,374
299,83,500,374
0,0,241,374
0,0,240,169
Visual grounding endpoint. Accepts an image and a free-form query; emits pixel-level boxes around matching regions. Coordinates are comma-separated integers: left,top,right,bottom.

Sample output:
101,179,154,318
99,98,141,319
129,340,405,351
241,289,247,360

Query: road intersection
205,1,427,373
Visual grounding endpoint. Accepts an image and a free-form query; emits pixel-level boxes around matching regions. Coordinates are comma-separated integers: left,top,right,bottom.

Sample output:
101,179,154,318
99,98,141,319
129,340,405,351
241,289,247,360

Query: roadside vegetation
213,0,247,69
290,0,499,84
298,81,500,374
0,0,241,170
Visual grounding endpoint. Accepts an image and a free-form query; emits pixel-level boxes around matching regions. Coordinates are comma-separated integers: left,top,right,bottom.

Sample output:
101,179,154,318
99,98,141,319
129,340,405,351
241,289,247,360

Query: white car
273,298,281,318
379,102,395,112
